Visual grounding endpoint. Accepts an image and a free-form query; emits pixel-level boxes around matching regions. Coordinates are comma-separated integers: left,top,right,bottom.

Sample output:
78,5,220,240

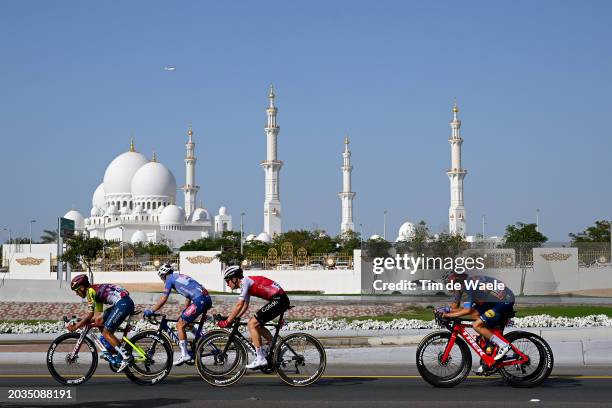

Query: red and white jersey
239,276,285,302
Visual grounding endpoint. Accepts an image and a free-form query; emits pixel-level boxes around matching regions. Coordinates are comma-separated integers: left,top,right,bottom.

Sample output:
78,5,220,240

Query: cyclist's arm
226,299,248,322
184,298,191,309
70,311,94,331
444,306,474,318
151,295,168,312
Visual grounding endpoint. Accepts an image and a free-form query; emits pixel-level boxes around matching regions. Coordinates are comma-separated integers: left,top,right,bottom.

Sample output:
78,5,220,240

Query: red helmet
71,274,90,291
443,271,468,285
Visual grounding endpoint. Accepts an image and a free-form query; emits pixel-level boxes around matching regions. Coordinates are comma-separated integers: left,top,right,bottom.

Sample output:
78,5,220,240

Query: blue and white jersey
163,273,208,300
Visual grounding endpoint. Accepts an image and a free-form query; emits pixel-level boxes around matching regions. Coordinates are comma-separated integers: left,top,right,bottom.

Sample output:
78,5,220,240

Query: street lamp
536,209,540,232
29,220,36,253
358,223,363,247
1,228,11,268
240,212,245,255
383,210,388,241
119,226,124,271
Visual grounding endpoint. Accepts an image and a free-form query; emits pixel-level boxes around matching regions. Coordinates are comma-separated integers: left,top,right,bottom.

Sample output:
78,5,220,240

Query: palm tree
40,229,58,243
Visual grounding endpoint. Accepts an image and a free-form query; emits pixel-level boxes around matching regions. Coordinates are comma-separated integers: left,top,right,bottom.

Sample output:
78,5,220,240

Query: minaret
339,137,356,233
183,126,199,220
447,103,467,236
262,85,282,236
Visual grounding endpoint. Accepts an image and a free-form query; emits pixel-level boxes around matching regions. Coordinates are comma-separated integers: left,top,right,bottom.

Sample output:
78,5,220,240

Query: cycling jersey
452,275,515,306
86,284,130,313
239,276,285,302
163,273,208,300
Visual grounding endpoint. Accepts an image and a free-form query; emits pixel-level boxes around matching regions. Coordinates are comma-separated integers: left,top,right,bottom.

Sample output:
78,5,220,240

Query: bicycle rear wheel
195,332,247,387
123,330,173,385
274,333,326,386
416,331,471,388
46,333,98,386
499,331,553,388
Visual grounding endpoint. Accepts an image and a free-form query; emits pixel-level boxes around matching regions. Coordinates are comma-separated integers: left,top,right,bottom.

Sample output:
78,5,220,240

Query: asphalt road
0,364,610,407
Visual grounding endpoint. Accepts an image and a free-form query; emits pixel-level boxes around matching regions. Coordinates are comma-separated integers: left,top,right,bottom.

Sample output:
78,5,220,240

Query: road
0,364,610,407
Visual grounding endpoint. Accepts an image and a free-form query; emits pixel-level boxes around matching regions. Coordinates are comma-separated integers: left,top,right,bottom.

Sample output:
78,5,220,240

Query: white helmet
158,263,174,278
223,265,243,281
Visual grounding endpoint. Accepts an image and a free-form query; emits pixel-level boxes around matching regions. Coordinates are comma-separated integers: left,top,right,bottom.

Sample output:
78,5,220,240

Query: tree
429,233,468,258
503,222,548,245
180,237,222,251
336,230,362,254
133,242,173,256
396,220,431,255
61,235,105,278
365,237,392,259
243,240,271,258
569,220,611,243
40,229,58,243
5,237,30,244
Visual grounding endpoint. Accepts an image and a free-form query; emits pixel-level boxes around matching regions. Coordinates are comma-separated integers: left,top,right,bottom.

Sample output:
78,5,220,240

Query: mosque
61,87,470,249
63,127,232,249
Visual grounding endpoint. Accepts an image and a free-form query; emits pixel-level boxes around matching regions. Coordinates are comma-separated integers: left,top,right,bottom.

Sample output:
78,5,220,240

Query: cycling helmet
443,271,468,285
223,265,243,281
71,274,89,290
157,263,174,278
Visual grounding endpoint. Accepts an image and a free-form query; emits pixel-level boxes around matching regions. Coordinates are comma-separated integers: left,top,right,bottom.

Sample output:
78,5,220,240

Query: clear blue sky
0,1,610,241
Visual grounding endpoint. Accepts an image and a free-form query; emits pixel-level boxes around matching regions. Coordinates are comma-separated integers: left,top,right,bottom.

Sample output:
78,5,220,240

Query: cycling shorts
476,301,514,328
180,295,212,324
102,296,135,332
254,293,290,324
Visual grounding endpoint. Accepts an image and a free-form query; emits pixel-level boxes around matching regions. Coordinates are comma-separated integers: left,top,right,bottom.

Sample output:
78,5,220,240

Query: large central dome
131,161,177,201
103,150,149,197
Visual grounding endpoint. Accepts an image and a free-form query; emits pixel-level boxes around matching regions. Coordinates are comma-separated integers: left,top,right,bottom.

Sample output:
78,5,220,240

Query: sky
0,1,610,242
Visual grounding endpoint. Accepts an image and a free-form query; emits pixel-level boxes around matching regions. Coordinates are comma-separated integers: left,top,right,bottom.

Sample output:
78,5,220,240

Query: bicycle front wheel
416,331,471,388
274,333,326,386
123,330,173,385
46,332,98,386
195,332,247,387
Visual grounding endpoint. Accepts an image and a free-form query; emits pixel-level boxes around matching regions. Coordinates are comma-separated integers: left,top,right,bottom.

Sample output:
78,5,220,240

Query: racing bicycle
194,310,326,387
416,311,553,388
46,313,173,386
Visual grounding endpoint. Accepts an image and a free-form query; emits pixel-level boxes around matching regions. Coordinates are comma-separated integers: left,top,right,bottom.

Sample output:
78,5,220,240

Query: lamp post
536,209,540,232
358,223,363,248
29,220,36,253
383,210,388,241
119,226,124,272
240,212,245,255
1,228,11,268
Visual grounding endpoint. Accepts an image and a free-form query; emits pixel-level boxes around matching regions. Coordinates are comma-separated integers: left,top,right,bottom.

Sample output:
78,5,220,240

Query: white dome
90,207,102,217
131,161,177,200
191,208,210,222
159,205,185,226
105,204,118,216
256,232,272,243
64,210,85,231
130,230,147,244
397,221,416,241
103,150,149,197
245,234,257,242
369,234,382,240
219,206,228,216
92,183,106,210
156,204,166,214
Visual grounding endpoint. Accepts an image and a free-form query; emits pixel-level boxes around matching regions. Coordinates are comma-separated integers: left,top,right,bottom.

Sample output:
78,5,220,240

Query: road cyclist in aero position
68,274,135,372
144,263,213,366
219,265,291,369
441,271,515,371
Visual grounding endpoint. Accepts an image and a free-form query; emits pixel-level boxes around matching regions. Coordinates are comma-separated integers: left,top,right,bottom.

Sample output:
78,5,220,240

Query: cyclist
144,263,212,366
441,272,515,362
218,265,290,369
68,274,135,372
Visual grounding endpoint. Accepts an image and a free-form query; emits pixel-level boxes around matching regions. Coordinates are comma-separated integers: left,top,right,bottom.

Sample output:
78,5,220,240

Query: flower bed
1,314,611,334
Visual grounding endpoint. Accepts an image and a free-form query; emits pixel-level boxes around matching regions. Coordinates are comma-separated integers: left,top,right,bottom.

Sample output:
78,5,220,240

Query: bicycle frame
69,314,149,364
153,312,208,347
441,320,530,368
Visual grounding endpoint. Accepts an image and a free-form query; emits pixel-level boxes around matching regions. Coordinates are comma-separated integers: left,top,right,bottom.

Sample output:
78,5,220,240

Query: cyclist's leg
474,302,513,360
102,297,135,370
175,295,210,364
251,294,290,348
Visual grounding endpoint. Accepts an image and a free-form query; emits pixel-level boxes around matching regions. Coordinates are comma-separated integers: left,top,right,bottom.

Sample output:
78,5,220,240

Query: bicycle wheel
499,331,554,388
46,333,98,386
274,333,326,386
195,332,247,387
416,331,471,388
123,330,173,385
